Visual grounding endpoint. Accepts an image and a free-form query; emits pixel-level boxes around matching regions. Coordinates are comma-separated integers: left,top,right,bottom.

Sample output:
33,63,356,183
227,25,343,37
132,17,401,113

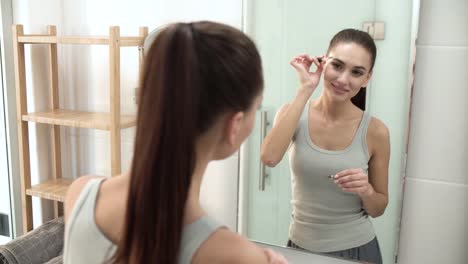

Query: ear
362,70,373,87
225,112,244,147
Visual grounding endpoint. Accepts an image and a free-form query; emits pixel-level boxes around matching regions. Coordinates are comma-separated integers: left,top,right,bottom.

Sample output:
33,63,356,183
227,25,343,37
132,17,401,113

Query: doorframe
237,0,251,236
394,0,421,263
0,0,24,238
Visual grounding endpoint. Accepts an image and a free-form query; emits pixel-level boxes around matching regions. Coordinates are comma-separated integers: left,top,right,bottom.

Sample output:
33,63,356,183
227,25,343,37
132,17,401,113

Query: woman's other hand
333,168,375,198
263,248,289,264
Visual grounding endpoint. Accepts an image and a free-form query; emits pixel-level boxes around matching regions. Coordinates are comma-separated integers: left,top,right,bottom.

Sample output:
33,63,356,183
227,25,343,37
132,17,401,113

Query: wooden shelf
17,35,144,46
22,109,136,130
13,24,148,232
26,178,74,202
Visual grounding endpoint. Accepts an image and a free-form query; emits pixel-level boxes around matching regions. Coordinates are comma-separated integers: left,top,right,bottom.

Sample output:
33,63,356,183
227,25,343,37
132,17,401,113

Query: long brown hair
110,21,263,263
327,29,377,111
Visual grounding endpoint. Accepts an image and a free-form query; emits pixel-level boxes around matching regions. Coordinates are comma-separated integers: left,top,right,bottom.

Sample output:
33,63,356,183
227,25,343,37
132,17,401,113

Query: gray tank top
63,178,225,264
288,103,375,252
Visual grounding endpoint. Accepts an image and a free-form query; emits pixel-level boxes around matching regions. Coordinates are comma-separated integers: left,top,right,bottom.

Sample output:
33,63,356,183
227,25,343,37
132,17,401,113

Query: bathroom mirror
238,1,420,263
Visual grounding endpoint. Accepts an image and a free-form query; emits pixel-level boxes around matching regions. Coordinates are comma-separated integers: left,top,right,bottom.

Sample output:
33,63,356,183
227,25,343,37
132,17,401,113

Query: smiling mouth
331,83,349,94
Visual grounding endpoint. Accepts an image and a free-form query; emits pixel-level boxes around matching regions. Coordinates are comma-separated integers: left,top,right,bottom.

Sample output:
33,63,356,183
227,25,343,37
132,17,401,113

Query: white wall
0,58,11,243
398,0,468,263
12,0,242,230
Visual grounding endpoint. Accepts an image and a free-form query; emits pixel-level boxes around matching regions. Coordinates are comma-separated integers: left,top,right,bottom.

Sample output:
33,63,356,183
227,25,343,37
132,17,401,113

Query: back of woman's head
111,21,263,263
327,28,376,110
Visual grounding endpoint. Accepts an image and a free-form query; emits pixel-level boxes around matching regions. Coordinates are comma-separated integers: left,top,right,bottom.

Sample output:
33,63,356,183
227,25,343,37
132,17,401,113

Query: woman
261,29,390,264
63,21,287,264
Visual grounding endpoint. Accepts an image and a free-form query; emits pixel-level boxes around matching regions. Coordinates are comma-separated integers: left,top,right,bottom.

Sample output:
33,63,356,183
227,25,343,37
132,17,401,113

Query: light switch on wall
362,21,385,40
373,22,385,40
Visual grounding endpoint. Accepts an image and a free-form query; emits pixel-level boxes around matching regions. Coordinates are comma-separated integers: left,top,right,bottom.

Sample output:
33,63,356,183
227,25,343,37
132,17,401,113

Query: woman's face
323,42,373,102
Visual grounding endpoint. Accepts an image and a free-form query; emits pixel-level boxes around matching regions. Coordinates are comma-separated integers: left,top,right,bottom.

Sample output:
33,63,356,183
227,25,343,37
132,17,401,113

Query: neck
315,92,355,121
183,138,215,225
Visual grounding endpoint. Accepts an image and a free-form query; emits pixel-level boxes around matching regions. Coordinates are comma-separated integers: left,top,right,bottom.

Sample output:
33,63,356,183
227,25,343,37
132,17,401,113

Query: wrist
295,88,313,102
361,184,375,198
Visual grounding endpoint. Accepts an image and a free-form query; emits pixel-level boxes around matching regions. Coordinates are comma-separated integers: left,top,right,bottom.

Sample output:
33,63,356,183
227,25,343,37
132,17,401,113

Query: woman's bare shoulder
367,116,390,156
64,175,105,222
368,117,390,142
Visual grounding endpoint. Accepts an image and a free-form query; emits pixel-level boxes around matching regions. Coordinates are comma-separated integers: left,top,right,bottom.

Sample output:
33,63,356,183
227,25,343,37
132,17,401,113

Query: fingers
264,248,289,264
305,54,323,69
329,168,374,196
306,55,325,71
291,55,313,70
289,54,325,76
314,61,324,76
334,173,367,184
290,57,310,76
290,54,325,71
332,169,369,192
337,180,368,188
334,168,364,178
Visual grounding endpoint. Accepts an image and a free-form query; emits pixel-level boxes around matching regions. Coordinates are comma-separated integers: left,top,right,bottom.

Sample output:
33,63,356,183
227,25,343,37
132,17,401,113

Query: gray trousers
287,237,382,264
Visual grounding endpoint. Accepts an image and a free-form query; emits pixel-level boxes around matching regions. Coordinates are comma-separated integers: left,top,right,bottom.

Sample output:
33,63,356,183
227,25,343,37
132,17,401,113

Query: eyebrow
332,58,367,71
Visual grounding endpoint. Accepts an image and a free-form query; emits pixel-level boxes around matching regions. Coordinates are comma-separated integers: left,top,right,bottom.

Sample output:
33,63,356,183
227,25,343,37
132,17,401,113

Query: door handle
259,111,269,191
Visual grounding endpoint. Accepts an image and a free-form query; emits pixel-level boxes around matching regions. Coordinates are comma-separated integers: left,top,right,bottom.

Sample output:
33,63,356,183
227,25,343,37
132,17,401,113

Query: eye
352,70,364,77
332,62,343,70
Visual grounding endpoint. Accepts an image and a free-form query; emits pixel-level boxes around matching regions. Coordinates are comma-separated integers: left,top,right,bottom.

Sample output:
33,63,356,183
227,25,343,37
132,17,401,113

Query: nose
336,71,350,85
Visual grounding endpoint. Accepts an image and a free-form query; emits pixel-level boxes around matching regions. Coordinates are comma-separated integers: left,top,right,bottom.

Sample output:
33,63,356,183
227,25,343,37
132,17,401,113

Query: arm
361,118,390,217
192,229,288,264
334,118,390,217
260,92,309,167
261,54,325,167
64,175,105,223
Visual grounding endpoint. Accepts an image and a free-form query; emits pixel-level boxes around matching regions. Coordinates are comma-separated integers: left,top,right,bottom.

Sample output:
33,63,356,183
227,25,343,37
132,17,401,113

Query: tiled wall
398,0,468,263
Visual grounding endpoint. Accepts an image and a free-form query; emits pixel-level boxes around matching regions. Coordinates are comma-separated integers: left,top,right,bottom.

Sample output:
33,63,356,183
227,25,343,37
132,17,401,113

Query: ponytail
110,21,263,264
351,87,366,111
111,23,199,263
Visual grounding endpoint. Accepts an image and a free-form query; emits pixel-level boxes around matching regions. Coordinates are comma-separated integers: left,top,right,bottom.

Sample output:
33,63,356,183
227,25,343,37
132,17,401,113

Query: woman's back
64,176,273,264
64,21,287,264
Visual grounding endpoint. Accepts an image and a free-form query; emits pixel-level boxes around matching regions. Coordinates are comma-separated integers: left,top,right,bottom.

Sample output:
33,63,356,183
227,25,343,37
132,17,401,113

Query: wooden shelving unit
25,178,74,203
12,24,148,232
22,110,137,130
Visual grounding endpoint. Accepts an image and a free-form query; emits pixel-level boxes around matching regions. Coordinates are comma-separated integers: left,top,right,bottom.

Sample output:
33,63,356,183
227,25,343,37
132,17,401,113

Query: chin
324,87,347,101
